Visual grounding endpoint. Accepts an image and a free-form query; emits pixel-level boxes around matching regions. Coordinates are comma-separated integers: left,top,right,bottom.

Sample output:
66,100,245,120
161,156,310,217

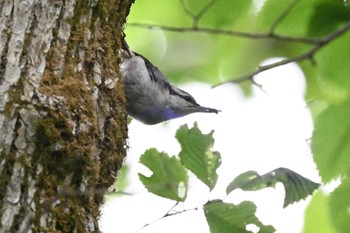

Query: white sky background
100,59,320,233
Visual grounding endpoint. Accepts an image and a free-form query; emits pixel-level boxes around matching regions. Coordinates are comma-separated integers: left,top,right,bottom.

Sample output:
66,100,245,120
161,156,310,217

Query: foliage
329,179,350,233
226,168,320,208
303,191,337,233
139,148,188,201
176,123,221,190
138,124,318,232
123,0,350,232
204,200,275,233
312,100,350,182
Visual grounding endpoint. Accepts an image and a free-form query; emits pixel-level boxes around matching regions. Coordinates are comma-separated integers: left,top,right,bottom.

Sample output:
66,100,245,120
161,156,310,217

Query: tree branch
136,202,200,233
128,21,350,87
127,0,350,88
213,21,350,87
127,22,320,44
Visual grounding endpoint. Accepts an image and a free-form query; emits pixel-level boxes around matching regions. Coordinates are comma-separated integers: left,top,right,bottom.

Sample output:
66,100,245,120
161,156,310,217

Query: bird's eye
184,96,192,101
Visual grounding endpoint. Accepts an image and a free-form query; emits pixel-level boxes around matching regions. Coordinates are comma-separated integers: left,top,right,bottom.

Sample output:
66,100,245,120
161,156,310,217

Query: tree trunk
0,0,133,232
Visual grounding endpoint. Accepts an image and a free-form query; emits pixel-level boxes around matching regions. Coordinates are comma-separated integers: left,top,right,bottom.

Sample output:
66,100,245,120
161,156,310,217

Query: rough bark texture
0,0,133,232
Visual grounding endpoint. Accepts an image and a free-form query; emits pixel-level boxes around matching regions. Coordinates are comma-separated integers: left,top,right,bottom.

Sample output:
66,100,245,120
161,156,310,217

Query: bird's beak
195,105,221,114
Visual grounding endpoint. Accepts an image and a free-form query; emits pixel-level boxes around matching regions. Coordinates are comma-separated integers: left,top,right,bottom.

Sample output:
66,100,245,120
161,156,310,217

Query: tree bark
0,0,133,232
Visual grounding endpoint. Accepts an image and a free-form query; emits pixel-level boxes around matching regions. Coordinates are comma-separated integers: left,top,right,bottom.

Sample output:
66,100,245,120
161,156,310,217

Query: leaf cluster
124,0,350,232
138,123,319,232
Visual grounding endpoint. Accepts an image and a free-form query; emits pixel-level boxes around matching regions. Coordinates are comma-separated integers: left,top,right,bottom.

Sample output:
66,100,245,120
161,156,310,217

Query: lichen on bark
0,0,133,232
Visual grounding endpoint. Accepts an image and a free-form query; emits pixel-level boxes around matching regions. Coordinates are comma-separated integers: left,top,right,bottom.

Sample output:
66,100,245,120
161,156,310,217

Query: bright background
100,60,320,233
100,0,324,232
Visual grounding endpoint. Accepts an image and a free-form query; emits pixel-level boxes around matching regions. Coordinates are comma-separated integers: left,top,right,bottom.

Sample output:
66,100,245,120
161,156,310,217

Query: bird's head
164,86,220,120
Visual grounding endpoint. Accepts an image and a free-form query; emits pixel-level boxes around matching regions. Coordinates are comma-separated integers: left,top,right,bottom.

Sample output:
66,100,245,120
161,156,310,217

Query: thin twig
136,202,200,233
252,79,268,94
128,21,350,87
136,202,179,232
195,0,218,26
213,21,350,87
127,23,320,44
269,0,301,34
127,5,350,88
180,0,218,28
180,0,196,18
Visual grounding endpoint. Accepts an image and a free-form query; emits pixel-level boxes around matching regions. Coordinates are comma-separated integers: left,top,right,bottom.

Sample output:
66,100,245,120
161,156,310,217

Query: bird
119,39,220,125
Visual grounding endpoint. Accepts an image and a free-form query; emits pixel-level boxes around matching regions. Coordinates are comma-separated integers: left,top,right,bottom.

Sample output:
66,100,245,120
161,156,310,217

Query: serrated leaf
176,123,221,190
226,168,320,208
138,148,188,201
311,100,350,182
274,168,320,208
329,179,350,233
303,191,337,233
204,200,275,233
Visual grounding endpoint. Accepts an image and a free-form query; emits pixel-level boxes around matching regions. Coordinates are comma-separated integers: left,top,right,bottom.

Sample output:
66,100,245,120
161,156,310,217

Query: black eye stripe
183,95,197,104
184,96,192,101
168,87,198,104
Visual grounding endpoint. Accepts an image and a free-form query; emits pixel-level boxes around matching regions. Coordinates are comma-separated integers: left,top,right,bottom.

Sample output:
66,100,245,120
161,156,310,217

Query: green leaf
115,165,129,191
316,32,350,101
138,148,188,201
226,171,277,194
276,168,320,207
300,61,321,101
346,0,350,8
176,123,221,190
256,0,315,36
204,200,275,233
226,168,320,207
303,191,337,233
307,1,350,37
256,0,297,32
312,100,350,182
125,0,190,27
199,0,254,30
257,0,350,37
106,165,130,198
127,116,133,125
329,179,350,233
254,0,350,101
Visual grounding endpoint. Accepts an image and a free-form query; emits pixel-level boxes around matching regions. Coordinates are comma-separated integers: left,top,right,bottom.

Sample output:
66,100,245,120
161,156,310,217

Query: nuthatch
119,40,219,125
